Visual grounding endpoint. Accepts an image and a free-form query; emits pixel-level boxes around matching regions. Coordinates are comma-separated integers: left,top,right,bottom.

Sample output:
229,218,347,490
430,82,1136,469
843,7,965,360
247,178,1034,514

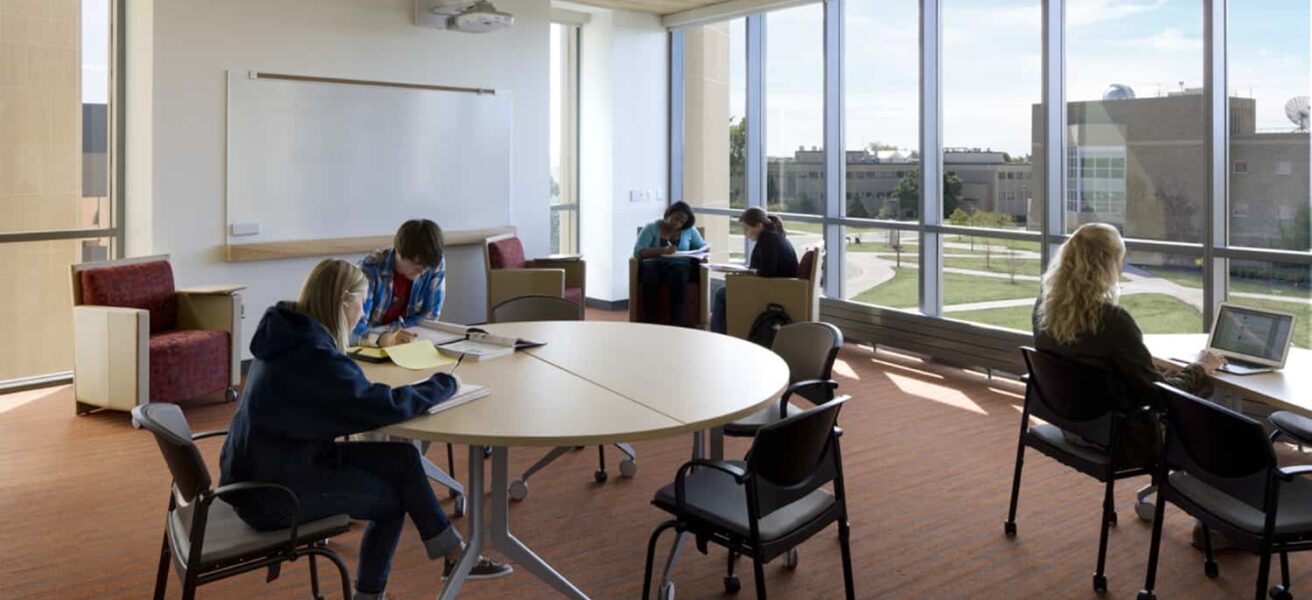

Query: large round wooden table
361,321,789,599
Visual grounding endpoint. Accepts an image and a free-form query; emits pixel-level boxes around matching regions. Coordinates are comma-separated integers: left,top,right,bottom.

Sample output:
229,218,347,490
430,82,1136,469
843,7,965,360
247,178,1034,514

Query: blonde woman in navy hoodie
219,259,509,600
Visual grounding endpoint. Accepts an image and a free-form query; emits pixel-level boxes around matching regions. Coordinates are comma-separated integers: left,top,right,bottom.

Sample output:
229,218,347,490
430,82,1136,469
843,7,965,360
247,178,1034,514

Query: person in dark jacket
1032,223,1223,467
219,259,509,600
711,207,799,334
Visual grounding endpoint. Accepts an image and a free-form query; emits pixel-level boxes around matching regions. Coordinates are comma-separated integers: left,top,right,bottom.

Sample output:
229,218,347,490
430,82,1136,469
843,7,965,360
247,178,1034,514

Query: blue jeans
639,258,695,326
236,442,461,595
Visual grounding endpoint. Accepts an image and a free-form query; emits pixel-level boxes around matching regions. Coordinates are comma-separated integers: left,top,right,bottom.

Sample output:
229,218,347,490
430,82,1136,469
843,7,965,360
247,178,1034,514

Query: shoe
443,555,514,580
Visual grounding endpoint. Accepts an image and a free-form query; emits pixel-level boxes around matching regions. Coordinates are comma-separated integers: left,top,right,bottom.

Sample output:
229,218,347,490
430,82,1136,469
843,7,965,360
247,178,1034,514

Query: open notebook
426,383,491,415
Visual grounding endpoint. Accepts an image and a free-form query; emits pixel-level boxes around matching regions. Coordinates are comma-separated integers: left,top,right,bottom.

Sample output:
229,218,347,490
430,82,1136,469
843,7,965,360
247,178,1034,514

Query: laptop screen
1212,305,1294,362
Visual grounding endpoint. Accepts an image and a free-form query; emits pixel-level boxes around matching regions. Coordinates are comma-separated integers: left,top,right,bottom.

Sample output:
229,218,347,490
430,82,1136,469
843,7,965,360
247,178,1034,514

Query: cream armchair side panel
73,306,148,414
177,291,243,387
724,276,815,339
486,269,566,315
529,259,586,299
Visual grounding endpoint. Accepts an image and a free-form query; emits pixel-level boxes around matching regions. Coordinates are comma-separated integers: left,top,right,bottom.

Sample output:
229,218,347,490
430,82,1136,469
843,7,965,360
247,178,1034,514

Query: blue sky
82,0,110,104
730,0,1311,158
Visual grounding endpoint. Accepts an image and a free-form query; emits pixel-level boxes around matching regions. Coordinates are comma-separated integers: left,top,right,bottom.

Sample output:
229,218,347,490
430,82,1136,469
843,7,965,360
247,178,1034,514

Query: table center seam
521,349,693,426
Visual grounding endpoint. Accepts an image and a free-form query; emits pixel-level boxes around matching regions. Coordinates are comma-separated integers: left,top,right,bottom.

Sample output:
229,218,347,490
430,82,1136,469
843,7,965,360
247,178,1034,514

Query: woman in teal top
634,201,706,326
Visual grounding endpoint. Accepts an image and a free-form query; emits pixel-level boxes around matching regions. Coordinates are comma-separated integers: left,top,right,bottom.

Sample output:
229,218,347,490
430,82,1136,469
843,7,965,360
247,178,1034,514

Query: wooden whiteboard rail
249,71,496,95
224,226,516,262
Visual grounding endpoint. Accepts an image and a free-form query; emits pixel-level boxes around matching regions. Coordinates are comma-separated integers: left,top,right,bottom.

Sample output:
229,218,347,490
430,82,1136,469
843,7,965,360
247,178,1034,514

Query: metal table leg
417,440,465,498
489,446,589,599
438,445,486,600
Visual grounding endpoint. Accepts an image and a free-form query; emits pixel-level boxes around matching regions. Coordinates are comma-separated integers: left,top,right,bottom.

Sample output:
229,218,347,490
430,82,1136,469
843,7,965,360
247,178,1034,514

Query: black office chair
641,397,856,600
723,321,843,438
133,403,352,600
1005,347,1159,593
1138,384,1312,600
488,295,639,499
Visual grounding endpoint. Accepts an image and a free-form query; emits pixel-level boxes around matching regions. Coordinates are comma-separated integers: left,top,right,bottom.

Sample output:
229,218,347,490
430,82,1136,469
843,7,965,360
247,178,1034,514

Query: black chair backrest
490,295,584,323
1158,383,1276,510
771,322,843,405
746,397,847,517
132,403,212,503
1021,346,1123,446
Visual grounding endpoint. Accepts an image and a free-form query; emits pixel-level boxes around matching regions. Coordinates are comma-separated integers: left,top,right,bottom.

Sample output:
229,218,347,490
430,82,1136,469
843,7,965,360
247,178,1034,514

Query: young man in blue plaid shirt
352,219,447,347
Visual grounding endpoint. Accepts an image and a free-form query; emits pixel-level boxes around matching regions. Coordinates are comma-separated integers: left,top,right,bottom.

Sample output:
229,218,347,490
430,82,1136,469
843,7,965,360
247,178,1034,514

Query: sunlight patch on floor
831,358,860,381
886,372,988,415
0,385,68,415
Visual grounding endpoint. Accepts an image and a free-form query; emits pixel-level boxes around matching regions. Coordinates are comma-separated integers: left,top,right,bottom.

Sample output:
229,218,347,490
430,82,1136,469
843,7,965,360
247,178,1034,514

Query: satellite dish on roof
1286,96,1310,132
1103,84,1136,101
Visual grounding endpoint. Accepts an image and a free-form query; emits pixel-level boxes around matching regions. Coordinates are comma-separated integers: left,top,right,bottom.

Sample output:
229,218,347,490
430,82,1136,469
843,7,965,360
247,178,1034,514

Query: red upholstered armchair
483,233,586,317
70,255,244,415
627,257,710,328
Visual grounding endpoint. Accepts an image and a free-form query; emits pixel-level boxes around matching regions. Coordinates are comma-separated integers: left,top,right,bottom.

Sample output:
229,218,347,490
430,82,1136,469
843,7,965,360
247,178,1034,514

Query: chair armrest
176,291,243,387
674,459,748,515
192,429,229,441
177,284,246,295
528,258,586,294
779,379,839,417
1271,412,1312,448
73,305,150,411
207,481,301,558
1277,465,1312,482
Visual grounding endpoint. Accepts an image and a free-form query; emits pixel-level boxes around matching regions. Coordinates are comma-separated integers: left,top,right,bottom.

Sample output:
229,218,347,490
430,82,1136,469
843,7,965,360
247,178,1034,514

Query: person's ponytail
767,215,785,239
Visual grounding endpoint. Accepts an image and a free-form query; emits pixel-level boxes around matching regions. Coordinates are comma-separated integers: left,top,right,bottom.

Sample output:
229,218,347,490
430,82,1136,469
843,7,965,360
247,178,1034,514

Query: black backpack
747,303,793,348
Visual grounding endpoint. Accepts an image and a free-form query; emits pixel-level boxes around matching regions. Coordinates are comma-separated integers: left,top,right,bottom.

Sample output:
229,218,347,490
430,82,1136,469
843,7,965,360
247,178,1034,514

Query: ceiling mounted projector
415,0,514,33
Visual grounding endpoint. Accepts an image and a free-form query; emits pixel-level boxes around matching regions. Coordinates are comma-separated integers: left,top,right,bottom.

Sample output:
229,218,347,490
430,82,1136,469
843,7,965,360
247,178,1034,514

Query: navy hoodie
219,302,457,495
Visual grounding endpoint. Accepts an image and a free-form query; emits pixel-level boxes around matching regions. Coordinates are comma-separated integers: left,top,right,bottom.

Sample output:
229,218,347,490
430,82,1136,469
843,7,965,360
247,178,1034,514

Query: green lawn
1132,265,1310,298
951,293,1202,334
852,268,1039,308
944,256,1042,278
946,234,1041,253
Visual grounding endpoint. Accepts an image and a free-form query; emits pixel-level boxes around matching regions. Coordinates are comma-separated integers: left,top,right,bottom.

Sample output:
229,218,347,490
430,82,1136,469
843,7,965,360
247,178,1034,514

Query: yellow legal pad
382,340,457,370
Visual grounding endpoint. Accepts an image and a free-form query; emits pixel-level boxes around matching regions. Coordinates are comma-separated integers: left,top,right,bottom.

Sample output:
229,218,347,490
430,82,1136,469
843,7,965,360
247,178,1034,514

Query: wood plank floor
0,309,1303,599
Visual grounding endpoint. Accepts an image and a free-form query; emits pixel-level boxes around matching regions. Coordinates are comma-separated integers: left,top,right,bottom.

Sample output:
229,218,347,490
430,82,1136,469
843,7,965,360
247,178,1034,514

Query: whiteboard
226,71,513,243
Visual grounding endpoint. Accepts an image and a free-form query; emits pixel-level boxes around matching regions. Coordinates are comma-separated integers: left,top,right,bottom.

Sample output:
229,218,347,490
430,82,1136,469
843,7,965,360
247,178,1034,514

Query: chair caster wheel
620,458,638,478
1108,511,1118,527
1004,521,1017,538
1204,559,1218,578
1093,574,1107,593
452,494,466,518
225,387,239,402
509,480,529,501
595,470,608,484
1137,591,1157,600
1136,500,1156,522
723,575,741,594
659,580,675,600
783,548,798,569
1270,585,1293,600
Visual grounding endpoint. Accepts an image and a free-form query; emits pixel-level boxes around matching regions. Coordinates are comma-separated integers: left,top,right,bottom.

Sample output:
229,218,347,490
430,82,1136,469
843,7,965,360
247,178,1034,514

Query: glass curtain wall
0,0,120,383
549,23,580,255
670,0,1312,345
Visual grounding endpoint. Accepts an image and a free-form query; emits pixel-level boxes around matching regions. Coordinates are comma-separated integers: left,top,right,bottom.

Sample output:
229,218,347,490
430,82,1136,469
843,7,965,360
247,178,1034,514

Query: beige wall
0,0,85,381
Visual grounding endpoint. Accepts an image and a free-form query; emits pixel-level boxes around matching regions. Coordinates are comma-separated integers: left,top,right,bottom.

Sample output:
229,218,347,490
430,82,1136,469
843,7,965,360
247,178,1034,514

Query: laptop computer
1204,303,1296,375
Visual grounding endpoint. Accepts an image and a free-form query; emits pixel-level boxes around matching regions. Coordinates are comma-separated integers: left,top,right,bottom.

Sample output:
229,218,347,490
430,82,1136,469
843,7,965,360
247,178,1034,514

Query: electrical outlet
630,190,643,203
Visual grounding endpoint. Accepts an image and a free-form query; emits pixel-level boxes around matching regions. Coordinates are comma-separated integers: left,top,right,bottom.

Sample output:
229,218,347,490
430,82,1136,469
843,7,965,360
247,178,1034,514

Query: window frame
663,0,1310,351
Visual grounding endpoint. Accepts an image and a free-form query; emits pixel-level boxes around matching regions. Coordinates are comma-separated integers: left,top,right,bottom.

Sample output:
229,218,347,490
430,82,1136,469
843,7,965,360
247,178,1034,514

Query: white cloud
1067,0,1169,27
1124,28,1204,53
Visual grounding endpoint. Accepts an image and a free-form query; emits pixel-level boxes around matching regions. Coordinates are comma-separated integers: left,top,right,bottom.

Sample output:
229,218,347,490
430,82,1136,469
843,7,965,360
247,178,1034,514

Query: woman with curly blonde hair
1033,223,1222,466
